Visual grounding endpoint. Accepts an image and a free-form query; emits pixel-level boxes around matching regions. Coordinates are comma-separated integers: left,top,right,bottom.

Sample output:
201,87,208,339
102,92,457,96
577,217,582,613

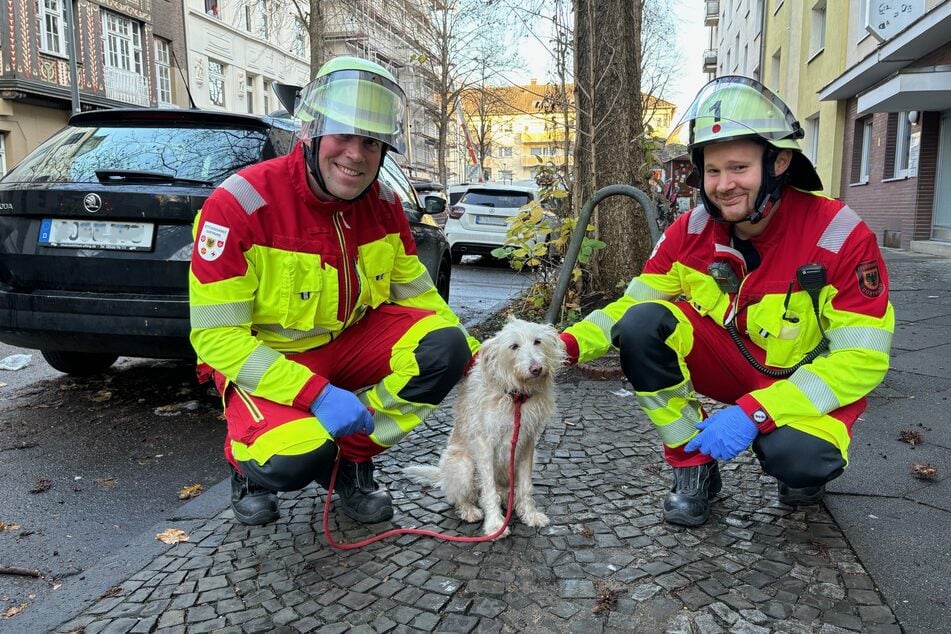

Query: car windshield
461,189,533,208
3,123,269,186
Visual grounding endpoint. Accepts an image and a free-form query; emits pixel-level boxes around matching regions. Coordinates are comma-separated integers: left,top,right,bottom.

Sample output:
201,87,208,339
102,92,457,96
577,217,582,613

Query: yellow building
457,80,676,183
762,0,850,198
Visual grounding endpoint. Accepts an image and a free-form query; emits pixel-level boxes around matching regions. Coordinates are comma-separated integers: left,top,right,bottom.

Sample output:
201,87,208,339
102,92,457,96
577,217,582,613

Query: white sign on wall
866,1,926,42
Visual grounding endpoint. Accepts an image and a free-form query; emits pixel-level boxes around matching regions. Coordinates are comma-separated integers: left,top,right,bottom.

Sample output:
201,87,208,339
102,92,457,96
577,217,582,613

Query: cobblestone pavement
51,371,902,634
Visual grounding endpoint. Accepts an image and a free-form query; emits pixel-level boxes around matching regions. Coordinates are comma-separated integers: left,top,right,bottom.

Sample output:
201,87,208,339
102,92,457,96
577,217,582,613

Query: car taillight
448,205,465,219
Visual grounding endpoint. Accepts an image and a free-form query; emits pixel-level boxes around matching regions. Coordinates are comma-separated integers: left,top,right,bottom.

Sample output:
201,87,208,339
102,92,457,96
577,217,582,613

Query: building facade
0,0,190,173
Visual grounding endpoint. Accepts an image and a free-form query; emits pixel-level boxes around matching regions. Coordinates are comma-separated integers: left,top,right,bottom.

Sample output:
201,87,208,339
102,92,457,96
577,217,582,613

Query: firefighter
189,56,477,526
559,76,894,526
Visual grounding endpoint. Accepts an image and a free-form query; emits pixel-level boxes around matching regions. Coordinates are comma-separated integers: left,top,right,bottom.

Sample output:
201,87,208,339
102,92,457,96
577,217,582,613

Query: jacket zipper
332,211,356,325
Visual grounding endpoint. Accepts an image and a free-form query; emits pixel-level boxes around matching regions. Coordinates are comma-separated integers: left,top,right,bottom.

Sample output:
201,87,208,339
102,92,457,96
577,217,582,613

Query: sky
509,0,708,121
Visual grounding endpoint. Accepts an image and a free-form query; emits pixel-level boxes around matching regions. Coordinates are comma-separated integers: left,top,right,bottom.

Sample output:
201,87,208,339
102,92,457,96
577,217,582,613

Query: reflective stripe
230,417,327,464
789,367,841,414
637,382,693,410
365,381,430,446
714,243,744,260
255,323,333,341
688,206,710,234
625,278,670,301
817,205,860,254
584,309,616,341
827,326,892,354
190,301,253,328
654,404,702,446
379,181,396,204
391,271,434,300
235,344,282,392
220,174,266,215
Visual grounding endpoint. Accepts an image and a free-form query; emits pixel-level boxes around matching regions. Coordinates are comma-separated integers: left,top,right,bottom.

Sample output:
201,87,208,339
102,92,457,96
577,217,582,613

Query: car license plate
474,215,507,226
38,218,155,251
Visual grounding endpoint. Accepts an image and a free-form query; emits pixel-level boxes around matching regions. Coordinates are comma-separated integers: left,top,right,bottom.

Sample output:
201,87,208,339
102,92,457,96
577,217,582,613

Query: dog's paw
520,510,550,528
482,519,509,539
456,505,483,523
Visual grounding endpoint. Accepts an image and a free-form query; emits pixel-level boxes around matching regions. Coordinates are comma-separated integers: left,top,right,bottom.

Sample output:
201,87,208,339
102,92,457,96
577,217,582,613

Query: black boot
333,459,393,524
230,466,280,526
777,481,825,507
663,461,722,527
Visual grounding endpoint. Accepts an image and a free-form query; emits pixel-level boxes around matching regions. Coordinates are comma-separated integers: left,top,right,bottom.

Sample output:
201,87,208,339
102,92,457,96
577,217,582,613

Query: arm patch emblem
856,261,883,298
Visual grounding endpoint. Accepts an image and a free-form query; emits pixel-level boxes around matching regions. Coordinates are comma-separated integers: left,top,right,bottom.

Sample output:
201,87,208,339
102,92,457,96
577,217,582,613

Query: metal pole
64,0,81,114
544,184,660,325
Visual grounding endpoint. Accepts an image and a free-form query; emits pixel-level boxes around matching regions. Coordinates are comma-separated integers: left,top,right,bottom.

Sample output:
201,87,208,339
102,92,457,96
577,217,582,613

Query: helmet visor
296,68,407,154
669,75,803,150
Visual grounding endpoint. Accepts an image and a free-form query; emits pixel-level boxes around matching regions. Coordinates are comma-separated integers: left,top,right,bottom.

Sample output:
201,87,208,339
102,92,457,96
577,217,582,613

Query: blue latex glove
684,405,759,461
309,385,374,439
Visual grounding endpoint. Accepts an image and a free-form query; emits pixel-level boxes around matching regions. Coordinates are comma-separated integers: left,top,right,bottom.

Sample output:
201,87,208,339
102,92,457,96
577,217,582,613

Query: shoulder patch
856,260,883,298
198,221,229,261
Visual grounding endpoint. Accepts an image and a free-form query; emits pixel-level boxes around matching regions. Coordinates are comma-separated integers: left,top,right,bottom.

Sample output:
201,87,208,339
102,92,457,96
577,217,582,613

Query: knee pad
239,439,338,492
399,326,470,404
752,426,846,488
612,302,683,392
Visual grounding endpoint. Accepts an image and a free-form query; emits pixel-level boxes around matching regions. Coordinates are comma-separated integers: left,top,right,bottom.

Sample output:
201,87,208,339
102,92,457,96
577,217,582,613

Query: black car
0,109,451,375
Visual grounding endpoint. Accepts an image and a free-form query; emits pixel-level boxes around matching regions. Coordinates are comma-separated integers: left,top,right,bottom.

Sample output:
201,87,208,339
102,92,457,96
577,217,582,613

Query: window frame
208,58,226,108
809,0,827,59
102,10,143,75
36,0,68,57
154,38,173,107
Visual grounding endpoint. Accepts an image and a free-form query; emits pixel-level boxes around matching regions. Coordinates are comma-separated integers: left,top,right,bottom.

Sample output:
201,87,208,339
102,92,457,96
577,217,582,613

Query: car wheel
436,257,451,301
41,350,118,375
450,248,463,265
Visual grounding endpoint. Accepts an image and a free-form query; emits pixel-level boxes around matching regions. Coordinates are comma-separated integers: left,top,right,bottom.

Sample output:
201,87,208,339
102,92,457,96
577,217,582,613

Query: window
204,0,219,18
103,11,143,74
0,134,6,178
253,0,269,39
885,112,913,178
263,80,271,114
293,19,306,58
734,34,740,71
742,44,748,75
36,0,67,56
246,73,255,114
154,39,173,106
208,58,225,107
810,0,826,56
806,114,820,164
770,49,781,92
851,117,872,184
497,146,512,158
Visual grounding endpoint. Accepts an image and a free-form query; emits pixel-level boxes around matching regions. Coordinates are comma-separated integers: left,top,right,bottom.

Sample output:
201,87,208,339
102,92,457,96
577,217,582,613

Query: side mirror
425,195,446,215
273,83,302,116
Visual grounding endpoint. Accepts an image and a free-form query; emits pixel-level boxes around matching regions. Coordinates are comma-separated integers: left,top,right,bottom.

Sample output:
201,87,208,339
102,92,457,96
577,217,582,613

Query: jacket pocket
276,251,339,330
746,292,815,368
358,241,396,308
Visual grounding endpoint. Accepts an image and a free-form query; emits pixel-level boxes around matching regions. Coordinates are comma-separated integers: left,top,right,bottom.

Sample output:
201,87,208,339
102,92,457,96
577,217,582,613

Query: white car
445,184,538,264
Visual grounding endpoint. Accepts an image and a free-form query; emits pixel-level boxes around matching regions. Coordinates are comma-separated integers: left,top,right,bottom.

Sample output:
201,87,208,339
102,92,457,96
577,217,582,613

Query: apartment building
458,80,677,183
0,0,190,173
706,0,766,80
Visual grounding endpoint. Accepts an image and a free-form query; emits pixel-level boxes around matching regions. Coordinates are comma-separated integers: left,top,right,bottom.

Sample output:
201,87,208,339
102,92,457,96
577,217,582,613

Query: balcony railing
705,1,720,26
104,66,149,106
702,49,718,73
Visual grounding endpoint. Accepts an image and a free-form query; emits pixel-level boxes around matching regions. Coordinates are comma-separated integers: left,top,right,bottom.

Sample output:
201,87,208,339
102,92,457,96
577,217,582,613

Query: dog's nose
530,363,543,377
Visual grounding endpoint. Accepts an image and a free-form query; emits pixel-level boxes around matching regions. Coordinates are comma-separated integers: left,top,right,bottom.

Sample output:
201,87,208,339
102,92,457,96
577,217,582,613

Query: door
933,112,951,241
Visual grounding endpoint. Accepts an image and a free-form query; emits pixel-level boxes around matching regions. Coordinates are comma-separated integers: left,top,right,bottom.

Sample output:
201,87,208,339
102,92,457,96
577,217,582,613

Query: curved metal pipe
545,185,659,325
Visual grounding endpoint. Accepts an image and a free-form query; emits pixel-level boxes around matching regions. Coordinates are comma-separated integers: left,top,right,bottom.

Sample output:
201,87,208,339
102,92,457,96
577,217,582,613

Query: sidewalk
9,249,949,634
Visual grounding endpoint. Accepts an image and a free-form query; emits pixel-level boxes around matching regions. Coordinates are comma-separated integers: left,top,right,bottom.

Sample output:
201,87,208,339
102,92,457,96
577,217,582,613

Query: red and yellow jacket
564,188,894,437
189,143,475,411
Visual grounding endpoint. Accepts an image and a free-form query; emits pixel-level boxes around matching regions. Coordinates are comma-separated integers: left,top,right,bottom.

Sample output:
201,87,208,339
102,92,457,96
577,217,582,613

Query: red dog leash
323,393,528,549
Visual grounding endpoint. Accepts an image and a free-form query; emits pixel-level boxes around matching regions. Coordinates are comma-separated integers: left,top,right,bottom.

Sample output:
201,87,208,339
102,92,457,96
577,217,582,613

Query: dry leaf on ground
898,429,924,445
29,479,52,494
0,520,22,532
2,604,27,618
178,484,205,500
156,528,190,544
95,477,118,490
911,463,938,480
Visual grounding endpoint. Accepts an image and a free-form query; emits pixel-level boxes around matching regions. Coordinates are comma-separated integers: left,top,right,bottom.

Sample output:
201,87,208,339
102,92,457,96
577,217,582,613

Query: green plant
490,162,606,323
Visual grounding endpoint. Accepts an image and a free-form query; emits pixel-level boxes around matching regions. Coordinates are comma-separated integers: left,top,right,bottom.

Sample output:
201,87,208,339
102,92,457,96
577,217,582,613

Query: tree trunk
307,0,325,80
572,0,651,294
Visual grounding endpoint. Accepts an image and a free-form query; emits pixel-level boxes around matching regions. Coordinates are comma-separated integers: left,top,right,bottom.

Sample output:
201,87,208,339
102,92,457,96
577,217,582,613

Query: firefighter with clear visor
189,56,477,527
558,76,894,526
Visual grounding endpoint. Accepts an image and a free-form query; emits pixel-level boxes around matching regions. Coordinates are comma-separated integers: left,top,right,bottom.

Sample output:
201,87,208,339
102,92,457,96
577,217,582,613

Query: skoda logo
83,193,102,213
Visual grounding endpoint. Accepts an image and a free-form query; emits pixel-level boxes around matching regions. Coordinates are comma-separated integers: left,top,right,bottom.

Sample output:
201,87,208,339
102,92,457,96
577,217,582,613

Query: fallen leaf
95,477,118,490
178,483,205,500
0,520,22,532
85,390,113,402
156,528,190,544
911,463,938,480
29,479,52,494
898,429,923,446
0,382,7,388
2,604,27,618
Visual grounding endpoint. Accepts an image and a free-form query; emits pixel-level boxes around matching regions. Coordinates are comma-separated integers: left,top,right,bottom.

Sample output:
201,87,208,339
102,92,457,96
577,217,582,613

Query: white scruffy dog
405,317,566,537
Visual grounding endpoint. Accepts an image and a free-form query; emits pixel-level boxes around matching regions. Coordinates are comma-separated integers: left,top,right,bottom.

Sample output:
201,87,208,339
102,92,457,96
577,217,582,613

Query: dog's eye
509,343,519,351
534,339,541,345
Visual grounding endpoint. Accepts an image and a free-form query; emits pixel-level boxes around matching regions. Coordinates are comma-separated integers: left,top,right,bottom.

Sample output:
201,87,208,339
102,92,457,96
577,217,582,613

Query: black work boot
777,481,826,507
333,459,393,524
663,461,722,527
230,466,280,526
